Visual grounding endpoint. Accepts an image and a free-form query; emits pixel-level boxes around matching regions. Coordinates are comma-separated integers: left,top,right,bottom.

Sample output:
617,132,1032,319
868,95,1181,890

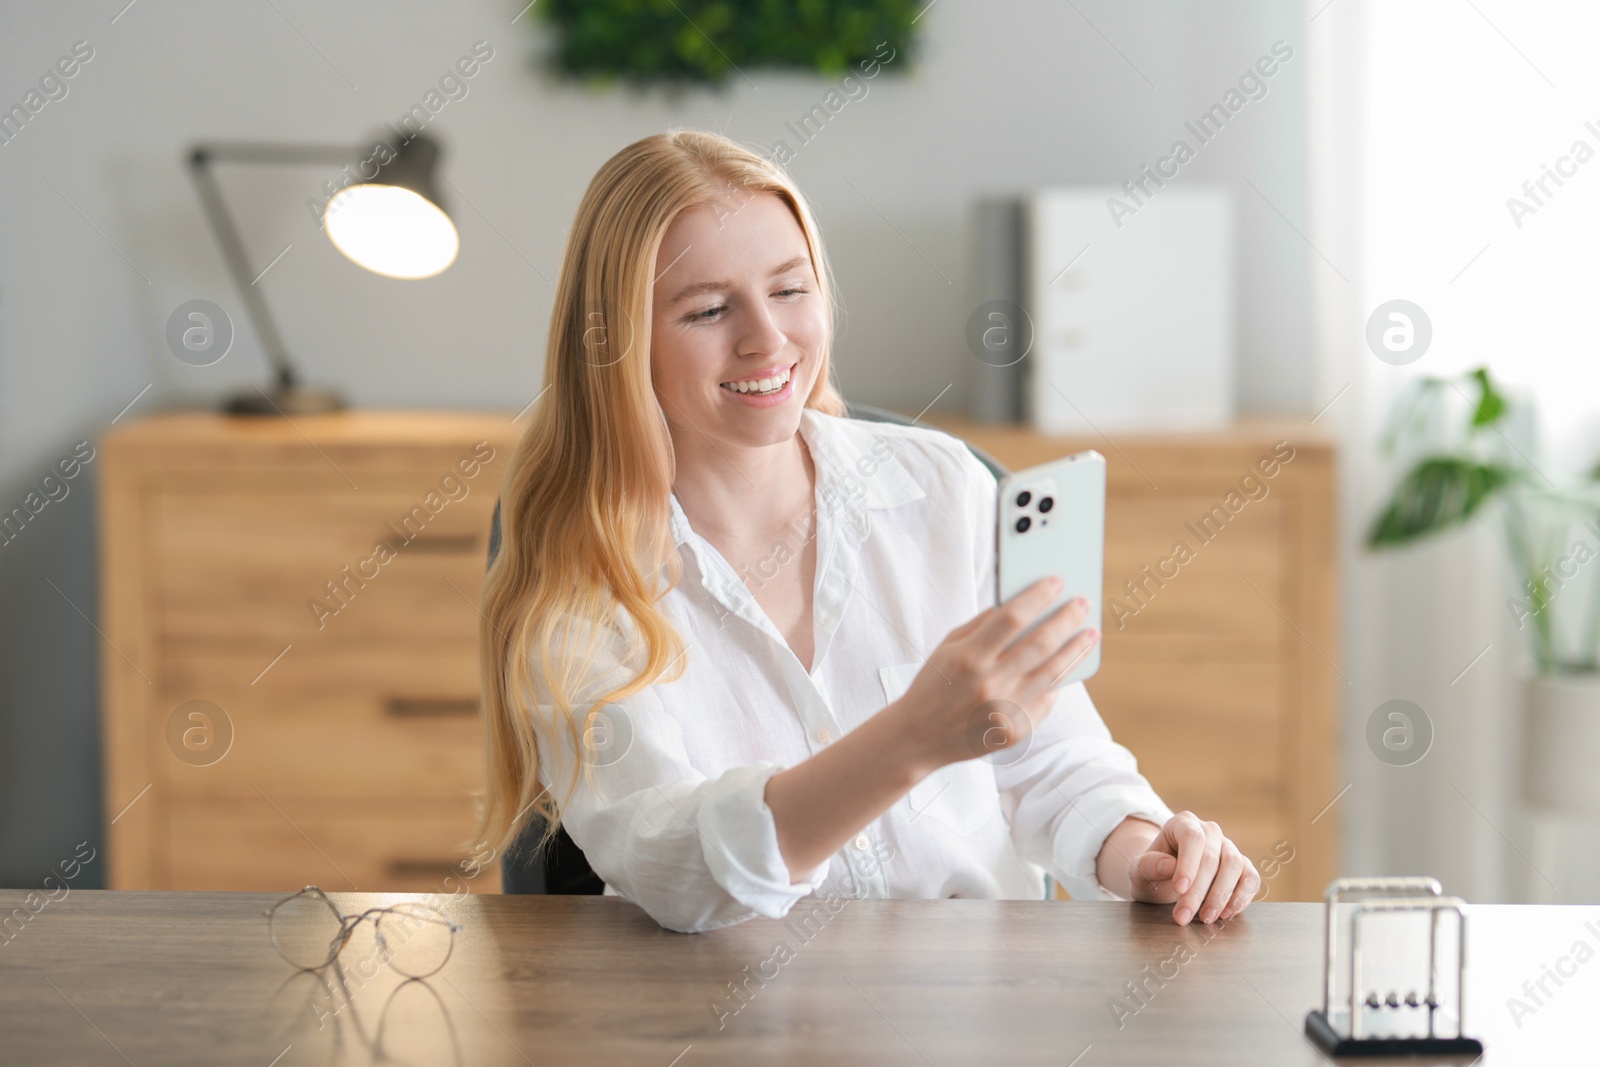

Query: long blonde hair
475,129,848,860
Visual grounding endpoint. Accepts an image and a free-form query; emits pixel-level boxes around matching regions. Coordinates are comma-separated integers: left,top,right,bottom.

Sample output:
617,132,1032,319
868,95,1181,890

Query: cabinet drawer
1087,659,1284,811
158,649,485,799
156,490,494,571
155,491,496,646
1102,495,1285,651
163,799,498,893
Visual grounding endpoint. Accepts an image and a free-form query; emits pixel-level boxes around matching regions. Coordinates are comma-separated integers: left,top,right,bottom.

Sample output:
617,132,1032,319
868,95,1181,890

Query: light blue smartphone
995,449,1105,686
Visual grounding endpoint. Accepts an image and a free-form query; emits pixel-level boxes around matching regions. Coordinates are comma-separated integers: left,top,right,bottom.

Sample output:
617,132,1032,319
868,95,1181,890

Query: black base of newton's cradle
1304,1011,1484,1057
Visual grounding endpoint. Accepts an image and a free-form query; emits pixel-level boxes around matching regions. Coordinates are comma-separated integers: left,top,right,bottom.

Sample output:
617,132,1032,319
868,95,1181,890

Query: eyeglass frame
264,885,464,979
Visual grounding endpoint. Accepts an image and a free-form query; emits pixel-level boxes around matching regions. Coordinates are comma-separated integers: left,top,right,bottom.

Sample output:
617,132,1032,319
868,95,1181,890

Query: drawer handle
386,858,468,879
398,534,480,554
385,697,479,718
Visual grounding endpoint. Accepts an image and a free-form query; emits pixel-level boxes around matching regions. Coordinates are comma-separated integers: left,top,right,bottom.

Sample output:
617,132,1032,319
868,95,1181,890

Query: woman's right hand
888,577,1099,781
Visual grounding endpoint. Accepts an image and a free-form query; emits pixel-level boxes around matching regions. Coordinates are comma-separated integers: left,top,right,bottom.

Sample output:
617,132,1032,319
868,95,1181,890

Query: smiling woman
476,130,849,905
477,129,1260,934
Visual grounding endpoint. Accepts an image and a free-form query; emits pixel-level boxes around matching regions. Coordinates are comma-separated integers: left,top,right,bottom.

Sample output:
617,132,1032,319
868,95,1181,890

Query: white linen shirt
530,406,1175,933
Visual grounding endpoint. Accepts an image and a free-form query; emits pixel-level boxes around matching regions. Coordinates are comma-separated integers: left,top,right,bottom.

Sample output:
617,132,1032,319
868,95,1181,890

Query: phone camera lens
1015,490,1031,508
1038,496,1054,513
1014,516,1031,533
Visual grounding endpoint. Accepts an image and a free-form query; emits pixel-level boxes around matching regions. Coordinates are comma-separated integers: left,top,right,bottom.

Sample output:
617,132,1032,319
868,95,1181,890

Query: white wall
0,0,1314,884
1313,0,1600,906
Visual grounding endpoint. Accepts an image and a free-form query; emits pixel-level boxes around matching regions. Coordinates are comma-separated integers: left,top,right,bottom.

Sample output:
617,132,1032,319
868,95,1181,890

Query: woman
476,129,1260,934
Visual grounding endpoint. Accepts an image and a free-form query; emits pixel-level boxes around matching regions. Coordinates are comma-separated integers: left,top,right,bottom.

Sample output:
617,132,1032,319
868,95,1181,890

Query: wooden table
1,891,1589,1064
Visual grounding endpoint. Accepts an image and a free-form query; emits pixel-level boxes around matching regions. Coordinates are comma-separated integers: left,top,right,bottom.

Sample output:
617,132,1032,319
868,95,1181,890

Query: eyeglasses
265,886,463,979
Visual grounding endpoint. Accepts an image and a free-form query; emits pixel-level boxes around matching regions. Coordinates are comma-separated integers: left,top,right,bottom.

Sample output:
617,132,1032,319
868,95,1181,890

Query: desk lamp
186,134,459,415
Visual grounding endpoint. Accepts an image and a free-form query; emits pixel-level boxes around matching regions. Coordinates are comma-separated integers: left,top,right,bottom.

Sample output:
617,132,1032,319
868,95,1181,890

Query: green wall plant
532,0,921,89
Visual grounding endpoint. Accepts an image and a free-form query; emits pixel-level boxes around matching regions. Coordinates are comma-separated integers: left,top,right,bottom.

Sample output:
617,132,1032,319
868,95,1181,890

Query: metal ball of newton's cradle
1363,990,1427,1009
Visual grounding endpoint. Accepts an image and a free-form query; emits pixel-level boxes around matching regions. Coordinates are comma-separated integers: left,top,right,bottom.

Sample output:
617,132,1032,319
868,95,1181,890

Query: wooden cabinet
100,408,1339,902
913,414,1340,902
99,412,517,892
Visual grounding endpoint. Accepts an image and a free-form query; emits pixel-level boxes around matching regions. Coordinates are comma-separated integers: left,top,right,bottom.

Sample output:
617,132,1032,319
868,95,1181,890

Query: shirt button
815,727,833,743
853,835,870,851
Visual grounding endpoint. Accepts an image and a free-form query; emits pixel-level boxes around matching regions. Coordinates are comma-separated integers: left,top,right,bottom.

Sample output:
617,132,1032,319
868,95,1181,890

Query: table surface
1,890,1591,1065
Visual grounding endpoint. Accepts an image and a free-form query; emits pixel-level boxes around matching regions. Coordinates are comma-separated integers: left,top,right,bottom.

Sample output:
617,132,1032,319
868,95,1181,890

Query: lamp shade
323,135,459,279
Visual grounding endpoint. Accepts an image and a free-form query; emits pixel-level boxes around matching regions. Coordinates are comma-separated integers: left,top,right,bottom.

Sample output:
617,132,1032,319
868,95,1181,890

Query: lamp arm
186,142,363,390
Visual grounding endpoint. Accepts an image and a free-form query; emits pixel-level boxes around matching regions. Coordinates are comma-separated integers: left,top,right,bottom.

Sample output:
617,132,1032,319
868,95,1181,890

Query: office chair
490,401,1007,894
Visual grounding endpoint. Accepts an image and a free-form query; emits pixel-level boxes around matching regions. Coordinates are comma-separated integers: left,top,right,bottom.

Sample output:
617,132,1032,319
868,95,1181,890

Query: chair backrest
491,401,1007,893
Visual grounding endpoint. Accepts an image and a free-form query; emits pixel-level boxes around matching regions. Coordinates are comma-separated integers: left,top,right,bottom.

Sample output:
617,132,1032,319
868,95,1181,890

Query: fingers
1175,825,1221,925
1029,623,1100,692
1220,861,1262,920
1164,813,1220,925
1131,850,1178,901
1195,842,1245,924
1162,813,1205,899
971,577,1061,655
1009,612,1097,736
1001,595,1092,673
1147,814,1256,926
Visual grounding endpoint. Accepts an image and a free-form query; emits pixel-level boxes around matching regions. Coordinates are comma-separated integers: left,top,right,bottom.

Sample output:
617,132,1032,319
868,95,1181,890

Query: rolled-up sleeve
532,652,830,933
952,440,1175,901
991,683,1175,900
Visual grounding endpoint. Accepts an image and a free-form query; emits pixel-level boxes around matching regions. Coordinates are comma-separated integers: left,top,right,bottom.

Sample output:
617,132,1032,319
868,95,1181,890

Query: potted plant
1369,366,1600,815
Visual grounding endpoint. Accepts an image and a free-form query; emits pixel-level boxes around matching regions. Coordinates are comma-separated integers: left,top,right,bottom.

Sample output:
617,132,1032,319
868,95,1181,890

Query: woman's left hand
1126,811,1261,924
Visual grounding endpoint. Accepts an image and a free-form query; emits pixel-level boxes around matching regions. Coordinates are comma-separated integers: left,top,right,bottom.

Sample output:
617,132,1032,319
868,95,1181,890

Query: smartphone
995,449,1105,686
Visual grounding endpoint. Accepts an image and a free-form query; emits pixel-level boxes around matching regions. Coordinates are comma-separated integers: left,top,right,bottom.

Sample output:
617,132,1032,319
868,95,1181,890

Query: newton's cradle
1303,876,1484,1057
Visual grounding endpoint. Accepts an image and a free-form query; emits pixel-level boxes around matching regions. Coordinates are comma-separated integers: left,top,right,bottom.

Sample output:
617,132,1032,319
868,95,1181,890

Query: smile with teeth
719,364,794,396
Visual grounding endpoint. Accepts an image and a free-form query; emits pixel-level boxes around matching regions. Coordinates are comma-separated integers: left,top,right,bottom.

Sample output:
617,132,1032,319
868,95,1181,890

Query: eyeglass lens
269,891,346,970
375,903,455,978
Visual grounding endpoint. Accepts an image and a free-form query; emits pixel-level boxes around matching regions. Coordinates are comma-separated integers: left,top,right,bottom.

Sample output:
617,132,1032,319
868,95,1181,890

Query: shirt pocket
878,662,1002,838
876,661,922,706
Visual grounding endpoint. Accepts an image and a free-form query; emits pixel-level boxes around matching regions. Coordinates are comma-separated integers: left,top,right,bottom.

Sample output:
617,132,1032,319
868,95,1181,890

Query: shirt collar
667,406,926,547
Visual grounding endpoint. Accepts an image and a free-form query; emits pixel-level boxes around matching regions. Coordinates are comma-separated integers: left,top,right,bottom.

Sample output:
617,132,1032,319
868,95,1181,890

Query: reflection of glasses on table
265,885,463,979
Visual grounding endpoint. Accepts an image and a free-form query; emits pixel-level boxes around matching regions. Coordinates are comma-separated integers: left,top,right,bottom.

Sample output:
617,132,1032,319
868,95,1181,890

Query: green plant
532,0,921,89
1369,366,1600,672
